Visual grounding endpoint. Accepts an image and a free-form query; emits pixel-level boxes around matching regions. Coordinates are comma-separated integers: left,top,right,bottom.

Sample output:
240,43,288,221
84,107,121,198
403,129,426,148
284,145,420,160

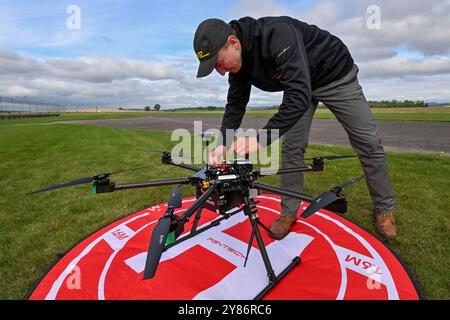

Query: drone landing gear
242,195,301,300
162,193,301,300
164,206,242,250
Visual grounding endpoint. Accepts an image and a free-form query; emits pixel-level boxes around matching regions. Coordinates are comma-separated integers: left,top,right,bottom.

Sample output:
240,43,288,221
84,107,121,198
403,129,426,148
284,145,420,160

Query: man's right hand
209,145,227,165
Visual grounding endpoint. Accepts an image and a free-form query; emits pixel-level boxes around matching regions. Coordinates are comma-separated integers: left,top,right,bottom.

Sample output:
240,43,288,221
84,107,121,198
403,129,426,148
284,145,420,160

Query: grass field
1,107,450,126
0,111,153,125
163,107,450,122
0,123,449,300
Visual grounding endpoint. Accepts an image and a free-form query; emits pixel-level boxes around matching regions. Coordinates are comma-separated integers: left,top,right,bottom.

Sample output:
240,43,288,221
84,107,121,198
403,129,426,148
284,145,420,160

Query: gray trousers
280,64,396,216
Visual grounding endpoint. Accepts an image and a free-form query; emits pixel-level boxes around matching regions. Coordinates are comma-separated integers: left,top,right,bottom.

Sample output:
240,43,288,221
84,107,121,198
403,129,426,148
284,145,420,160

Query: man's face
214,36,242,76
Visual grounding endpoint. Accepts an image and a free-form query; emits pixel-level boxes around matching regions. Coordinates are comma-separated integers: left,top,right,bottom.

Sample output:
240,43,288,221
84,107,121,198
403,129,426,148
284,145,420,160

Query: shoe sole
269,221,297,240
374,226,398,240
268,233,288,240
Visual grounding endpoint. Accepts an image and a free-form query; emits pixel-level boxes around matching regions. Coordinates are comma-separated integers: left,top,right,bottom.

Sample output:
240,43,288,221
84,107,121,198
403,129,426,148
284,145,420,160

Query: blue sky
1,0,449,108
1,0,317,58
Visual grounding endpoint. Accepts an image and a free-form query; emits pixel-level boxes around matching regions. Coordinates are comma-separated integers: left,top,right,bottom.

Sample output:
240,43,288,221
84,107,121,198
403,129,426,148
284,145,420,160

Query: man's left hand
231,136,261,157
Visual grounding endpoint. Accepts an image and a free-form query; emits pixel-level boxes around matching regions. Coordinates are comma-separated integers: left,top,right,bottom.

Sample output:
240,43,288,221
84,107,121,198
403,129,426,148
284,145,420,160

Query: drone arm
257,165,315,177
162,152,201,172
252,182,314,202
113,178,191,191
168,162,202,172
179,184,218,222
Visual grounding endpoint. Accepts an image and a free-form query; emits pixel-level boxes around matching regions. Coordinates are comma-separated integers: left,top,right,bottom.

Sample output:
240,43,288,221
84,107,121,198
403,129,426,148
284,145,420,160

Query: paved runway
62,115,450,154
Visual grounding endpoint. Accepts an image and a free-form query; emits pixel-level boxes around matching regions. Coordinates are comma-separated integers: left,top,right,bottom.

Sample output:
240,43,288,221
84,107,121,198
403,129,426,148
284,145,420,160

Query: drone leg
256,220,275,238
252,218,277,283
243,221,256,268
165,207,242,249
254,256,301,300
242,194,301,300
191,206,203,234
243,197,277,283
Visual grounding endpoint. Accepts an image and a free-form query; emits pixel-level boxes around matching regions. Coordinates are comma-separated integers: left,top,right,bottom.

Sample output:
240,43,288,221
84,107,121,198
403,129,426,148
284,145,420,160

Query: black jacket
220,16,354,145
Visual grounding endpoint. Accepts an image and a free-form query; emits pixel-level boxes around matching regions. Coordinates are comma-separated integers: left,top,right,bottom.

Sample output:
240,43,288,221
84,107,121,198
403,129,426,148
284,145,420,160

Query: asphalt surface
62,115,450,154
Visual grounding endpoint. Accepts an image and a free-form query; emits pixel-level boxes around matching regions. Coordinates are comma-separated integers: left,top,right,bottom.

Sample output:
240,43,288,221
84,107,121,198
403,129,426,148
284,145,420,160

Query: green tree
154,104,161,111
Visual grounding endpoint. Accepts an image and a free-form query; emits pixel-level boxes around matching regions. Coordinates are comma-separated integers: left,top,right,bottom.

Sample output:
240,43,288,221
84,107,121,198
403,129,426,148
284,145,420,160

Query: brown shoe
270,214,297,240
374,212,398,239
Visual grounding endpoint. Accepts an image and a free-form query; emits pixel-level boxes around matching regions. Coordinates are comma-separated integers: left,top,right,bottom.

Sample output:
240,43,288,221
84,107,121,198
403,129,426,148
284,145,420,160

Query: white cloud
361,74,450,102
6,85,35,97
0,48,183,82
359,56,450,79
1,1,450,107
297,0,340,30
0,48,233,108
231,0,291,17
307,0,450,60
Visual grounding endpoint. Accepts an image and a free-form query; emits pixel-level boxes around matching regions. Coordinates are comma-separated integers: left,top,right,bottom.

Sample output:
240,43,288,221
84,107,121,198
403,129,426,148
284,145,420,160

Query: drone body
195,158,255,215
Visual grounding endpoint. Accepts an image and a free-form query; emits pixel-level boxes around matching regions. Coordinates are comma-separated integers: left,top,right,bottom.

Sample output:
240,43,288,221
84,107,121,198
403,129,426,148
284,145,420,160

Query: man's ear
227,35,240,47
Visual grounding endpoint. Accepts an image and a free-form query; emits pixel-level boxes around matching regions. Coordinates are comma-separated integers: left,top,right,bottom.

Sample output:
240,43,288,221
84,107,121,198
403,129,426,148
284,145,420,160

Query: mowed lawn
0,111,154,125
1,107,450,126
161,107,450,122
0,123,449,299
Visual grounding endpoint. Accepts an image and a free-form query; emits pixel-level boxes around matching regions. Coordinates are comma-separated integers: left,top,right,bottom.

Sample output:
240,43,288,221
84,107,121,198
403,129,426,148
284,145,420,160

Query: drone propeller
300,175,365,218
167,184,182,208
26,165,155,196
303,155,356,161
255,155,357,176
26,175,106,195
149,150,192,161
280,155,357,167
143,185,183,280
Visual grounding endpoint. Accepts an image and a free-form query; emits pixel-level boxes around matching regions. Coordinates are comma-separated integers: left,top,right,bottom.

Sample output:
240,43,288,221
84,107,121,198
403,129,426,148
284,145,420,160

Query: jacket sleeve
259,22,312,146
219,71,252,147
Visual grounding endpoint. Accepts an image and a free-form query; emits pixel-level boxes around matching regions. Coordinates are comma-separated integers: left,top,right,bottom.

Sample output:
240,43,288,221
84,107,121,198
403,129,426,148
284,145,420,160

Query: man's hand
231,136,261,157
209,137,261,165
209,145,227,165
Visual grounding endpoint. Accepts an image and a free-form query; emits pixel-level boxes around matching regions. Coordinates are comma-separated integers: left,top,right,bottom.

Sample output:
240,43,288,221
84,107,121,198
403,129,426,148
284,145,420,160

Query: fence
0,96,65,113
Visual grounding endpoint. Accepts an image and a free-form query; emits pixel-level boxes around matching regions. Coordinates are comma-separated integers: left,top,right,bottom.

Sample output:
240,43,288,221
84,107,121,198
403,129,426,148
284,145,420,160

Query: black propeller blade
149,150,192,161
255,155,357,176
26,165,158,196
143,214,172,279
300,191,339,219
339,175,366,189
279,155,357,167
300,175,365,218
143,185,183,279
167,184,182,209
304,155,356,161
110,166,154,175
26,175,105,195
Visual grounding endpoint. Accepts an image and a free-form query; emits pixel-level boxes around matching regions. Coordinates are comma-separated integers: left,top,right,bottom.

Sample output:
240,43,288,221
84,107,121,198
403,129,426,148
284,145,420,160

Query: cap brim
196,52,218,78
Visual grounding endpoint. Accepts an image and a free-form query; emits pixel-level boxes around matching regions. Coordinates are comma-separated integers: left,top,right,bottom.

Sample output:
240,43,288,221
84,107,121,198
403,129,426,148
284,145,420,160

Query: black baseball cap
193,18,235,78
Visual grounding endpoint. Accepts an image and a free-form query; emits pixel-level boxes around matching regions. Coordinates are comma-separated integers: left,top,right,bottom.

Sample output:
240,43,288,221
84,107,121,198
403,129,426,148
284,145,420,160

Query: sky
1,0,450,109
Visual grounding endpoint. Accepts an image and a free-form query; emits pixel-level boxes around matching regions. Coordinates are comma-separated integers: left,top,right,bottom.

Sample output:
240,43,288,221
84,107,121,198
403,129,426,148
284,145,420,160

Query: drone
27,143,364,299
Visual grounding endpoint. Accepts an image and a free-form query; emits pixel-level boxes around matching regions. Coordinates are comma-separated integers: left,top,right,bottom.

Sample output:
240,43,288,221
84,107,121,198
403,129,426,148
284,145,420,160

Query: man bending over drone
193,16,398,240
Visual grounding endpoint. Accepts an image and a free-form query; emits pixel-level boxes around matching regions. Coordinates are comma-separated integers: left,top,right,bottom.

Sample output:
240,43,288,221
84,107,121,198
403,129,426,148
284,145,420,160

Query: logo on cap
196,51,210,60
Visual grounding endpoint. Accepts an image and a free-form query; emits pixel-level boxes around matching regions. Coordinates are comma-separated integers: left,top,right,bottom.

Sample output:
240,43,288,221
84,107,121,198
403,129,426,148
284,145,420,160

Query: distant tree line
273,100,429,109
143,104,161,111
368,100,428,108
166,106,225,111
123,100,429,112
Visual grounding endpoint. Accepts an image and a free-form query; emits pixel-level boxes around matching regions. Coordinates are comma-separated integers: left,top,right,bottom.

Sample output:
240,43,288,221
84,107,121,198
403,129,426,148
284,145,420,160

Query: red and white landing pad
28,194,423,300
